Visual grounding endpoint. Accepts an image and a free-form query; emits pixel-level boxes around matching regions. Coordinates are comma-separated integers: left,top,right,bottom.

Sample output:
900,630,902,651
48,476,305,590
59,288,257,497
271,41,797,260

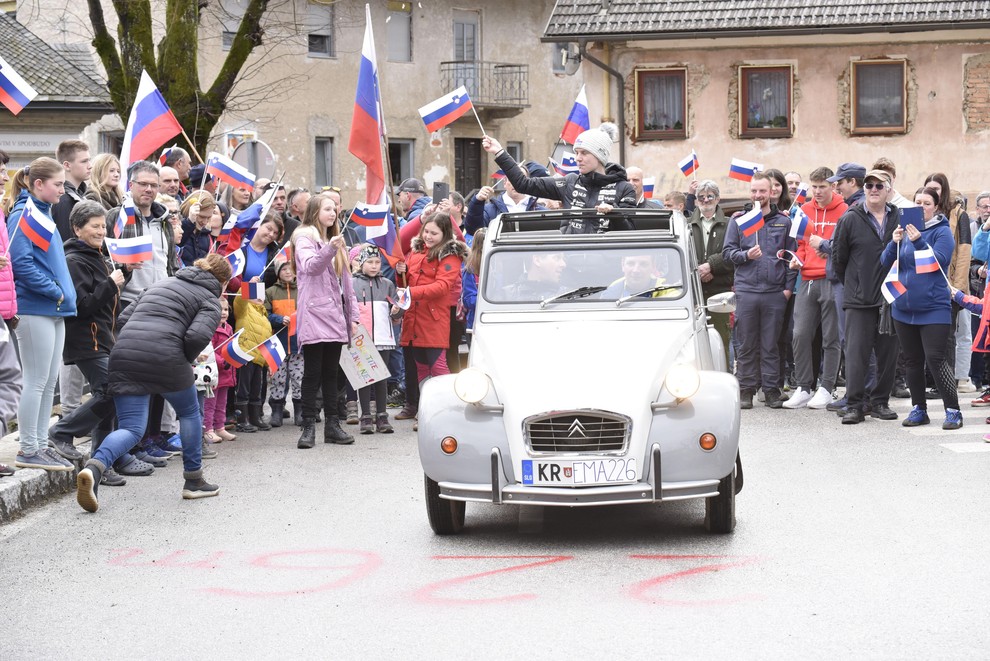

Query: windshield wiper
540,285,607,308
615,282,684,306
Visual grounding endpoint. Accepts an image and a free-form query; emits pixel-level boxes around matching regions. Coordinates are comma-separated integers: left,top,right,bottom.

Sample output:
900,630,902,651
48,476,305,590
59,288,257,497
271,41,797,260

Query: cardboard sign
339,323,391,389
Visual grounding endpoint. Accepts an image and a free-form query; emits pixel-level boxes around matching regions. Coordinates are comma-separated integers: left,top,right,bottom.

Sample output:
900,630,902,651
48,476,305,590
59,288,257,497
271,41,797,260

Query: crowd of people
0,124,987,512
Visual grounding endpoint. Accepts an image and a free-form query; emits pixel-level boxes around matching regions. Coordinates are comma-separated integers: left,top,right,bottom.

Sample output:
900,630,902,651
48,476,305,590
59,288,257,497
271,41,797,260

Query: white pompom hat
573,122,619,166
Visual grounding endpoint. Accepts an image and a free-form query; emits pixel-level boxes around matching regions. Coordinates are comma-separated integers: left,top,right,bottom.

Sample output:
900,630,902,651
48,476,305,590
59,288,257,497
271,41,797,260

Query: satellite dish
231,139,276,179
561,43,582,76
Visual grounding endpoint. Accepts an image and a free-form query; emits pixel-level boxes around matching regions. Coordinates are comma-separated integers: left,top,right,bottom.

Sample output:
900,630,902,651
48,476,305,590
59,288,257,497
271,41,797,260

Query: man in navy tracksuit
722,172,798,409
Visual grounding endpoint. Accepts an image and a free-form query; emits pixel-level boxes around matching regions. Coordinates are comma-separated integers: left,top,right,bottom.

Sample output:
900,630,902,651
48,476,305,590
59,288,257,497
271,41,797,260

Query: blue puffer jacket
5,190,77,317
880,215,954,325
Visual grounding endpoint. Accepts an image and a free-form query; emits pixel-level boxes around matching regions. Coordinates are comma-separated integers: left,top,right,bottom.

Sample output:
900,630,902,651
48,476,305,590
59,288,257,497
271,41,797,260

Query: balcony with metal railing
439,61,529,110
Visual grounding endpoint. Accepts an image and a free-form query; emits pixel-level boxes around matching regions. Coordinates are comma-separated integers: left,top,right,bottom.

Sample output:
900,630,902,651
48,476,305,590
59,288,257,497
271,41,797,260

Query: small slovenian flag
204,152,255,190
735,206,764,238
258,335,287,374
561,152,578,173
794,182,809,205
350,202,390,228
114,196,137,238
0,55,38,115
491,169,506,180
17,198,56,251
226,249,246,278
220,330,252,368
158,144,177,166
643,177,656,200
549,158,566,176
678,150,699,177
560,85,590,145
241,281,265,302
789,206,812,241
914,246,940,274
277,244,293,265
287,311,297,338
729,158,763,182
418,86,474,133
882,260,907,303
105,235,154,264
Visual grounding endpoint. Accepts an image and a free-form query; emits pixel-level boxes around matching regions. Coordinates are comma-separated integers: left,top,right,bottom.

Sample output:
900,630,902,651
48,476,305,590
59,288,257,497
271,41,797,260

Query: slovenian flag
643,177,656,200
794,182,809,205
550,154,579,176
789,206,812,241
287,312,297,338
158,144,177,167
914,246,940,274
220,330,252,368
114,196,137,238
418,86,473,133
226,248,246,278
105,235,154,264
729,158,762,182
348,5,387,205
560,85,590,145
491,170,506,180
119,70,183,168
882,260,907,303
678,150,699,177
205,152,255,190
224,185,277,249
0,55,38,115
241,281,265,301
276,244,293,266
17,198,56,251
735,206,764,238
258,335,287,374
350,202,389,228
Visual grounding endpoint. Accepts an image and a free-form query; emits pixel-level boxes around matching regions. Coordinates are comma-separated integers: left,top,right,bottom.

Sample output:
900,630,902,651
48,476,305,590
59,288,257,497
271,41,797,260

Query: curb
0,463,78,524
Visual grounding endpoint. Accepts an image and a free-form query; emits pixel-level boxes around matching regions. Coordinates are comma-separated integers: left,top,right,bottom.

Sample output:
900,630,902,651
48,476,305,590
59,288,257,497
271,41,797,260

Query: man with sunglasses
687,180,733,366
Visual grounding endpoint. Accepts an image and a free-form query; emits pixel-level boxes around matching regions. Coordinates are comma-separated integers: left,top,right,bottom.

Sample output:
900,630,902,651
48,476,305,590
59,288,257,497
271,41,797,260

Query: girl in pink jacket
0,191,22,477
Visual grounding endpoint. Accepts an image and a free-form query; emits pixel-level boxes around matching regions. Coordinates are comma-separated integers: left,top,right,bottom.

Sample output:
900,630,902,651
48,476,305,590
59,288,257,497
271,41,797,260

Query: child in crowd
204,297,237,443
351,244,402,434
461,228,485,346
265,258,304,426
233,288,274,432
342,244,365,424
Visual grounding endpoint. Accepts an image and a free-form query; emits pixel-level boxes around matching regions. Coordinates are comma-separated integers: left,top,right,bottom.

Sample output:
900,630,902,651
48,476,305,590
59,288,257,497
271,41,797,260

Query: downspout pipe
578,40,625,165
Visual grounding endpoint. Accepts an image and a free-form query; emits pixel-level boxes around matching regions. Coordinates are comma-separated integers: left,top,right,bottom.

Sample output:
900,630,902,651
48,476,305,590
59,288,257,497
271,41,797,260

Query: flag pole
179,127,205,164
470,106,487,136
2,220,21,258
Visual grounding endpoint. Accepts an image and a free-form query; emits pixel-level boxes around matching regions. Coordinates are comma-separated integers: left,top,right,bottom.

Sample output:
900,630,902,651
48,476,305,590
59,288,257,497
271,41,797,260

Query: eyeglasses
320,186,341,193
697,195,717,202
864,182,887,190
977,204,990,211
130,180,160,189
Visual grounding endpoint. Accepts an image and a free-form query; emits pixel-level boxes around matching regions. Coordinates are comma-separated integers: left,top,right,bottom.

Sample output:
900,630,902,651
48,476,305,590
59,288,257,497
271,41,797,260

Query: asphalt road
2,396,989,659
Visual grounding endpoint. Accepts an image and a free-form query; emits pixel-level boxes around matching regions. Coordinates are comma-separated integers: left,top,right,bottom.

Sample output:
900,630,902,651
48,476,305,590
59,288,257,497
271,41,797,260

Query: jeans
955,309,972,380
413,347,449,382
93,385,204,473
58,363,85,416
14,315,64,454
48,355,114,448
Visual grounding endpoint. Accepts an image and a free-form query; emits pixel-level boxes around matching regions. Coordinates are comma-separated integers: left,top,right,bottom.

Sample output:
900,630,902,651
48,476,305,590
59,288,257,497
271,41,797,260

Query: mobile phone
432,182,450,201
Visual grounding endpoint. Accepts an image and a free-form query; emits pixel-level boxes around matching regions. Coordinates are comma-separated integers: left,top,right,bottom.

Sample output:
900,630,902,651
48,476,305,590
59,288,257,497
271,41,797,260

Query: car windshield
484,246,686,304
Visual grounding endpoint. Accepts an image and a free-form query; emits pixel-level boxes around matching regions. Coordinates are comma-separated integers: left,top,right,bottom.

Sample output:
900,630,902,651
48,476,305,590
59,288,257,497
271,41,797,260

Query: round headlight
665,363,700,399
454,368,490,404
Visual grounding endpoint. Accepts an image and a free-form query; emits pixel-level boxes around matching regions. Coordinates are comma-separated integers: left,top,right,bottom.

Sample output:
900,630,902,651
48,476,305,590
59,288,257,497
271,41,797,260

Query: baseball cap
864,169,892,186
188,163,213,187
397,178,426,194
826,163,867,183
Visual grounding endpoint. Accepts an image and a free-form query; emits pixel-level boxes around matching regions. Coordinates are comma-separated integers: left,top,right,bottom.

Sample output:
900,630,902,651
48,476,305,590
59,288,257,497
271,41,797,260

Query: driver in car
603,253,677,299
502,252,567,300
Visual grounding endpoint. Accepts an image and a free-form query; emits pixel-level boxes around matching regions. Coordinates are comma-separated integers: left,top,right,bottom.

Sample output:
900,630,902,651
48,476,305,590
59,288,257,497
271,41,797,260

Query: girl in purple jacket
290,193,360,449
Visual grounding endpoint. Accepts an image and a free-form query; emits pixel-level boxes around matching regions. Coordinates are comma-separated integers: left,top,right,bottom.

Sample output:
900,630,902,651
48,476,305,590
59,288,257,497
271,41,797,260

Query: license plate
521,459,638,486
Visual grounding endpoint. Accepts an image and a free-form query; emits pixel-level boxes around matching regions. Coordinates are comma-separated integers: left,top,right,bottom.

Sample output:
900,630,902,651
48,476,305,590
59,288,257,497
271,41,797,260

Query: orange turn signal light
440,437,458,454
699,433,717,451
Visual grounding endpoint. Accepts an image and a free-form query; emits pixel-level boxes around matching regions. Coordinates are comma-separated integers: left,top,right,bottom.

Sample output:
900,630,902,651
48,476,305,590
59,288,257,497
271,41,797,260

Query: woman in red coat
399,212,467,384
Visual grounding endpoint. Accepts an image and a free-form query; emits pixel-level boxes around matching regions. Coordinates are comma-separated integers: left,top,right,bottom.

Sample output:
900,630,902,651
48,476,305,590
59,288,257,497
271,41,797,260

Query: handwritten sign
339,323,390,389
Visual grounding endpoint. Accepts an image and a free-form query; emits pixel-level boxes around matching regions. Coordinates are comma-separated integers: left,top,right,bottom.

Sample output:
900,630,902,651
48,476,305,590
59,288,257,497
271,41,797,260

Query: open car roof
492,208,678,242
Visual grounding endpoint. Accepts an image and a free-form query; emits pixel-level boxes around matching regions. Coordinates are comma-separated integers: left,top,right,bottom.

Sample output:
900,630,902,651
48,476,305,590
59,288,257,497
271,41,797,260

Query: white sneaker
782,387,813,409
958,378,977,393
806,387,835,409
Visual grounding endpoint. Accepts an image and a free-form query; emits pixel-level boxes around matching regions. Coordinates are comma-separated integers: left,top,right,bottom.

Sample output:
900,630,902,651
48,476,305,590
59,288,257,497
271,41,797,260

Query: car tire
425,474,465,535
704,467,736,534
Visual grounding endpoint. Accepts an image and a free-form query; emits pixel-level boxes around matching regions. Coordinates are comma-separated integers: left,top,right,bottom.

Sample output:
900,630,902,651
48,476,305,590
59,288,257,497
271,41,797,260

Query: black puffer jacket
494,151,636,234
62,238,129,365
107,266,223,396
832,202,900,309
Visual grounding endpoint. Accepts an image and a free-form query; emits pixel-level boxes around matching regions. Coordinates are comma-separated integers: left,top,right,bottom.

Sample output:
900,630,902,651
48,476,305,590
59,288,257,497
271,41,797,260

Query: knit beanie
349,244,364,263
357,244,381,266
573,122,619,166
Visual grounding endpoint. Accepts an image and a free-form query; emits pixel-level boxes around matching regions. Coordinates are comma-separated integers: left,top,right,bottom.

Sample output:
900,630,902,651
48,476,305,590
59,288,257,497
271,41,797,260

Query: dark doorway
455,138,482,196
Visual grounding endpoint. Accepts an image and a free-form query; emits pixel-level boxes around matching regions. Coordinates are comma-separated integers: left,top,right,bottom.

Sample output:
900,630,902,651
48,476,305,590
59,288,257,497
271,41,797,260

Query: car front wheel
704,467,736,534
425,474,466,535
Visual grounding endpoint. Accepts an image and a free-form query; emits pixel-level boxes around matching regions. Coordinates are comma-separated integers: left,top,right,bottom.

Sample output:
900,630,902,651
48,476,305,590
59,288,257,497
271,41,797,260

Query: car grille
525,411,630,454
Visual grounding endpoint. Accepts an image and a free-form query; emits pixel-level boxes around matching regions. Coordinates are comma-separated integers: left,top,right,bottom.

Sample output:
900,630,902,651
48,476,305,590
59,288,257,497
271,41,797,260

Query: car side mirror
705,292,736,314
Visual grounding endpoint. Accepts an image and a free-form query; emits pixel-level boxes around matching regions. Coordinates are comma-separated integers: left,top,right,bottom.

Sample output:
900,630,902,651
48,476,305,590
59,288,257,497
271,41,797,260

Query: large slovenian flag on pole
18,198,56,251
205,152,255,190
881,260,907,303
119,71,183,169
418,86,474,133
560,85,590,145
729,158,763,182
735,206,764,238
348,4,387,206
0,55,38,115
105,235,154,264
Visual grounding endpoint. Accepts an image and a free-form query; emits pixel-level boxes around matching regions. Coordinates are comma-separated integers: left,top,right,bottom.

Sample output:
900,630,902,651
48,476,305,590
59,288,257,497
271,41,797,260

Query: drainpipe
578,39,626,165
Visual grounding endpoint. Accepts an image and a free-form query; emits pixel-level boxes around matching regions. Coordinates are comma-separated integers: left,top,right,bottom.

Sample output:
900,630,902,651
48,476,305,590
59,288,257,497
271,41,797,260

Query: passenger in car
501,252,567,300
602,253,677,299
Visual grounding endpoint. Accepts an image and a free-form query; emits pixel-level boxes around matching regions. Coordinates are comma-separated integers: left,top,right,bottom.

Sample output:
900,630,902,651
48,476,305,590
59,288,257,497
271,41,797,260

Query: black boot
235,403,257,433
298,420,316,449
336,390,348,419
324,415,354,444
269,399,285,428
248,404,271,431
76,459,105,513
293,398,304,426
181,469,220,499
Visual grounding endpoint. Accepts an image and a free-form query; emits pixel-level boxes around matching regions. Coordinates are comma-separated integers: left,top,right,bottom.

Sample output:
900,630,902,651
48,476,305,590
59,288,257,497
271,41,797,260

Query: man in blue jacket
463,162,548,236
722,172,798,409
